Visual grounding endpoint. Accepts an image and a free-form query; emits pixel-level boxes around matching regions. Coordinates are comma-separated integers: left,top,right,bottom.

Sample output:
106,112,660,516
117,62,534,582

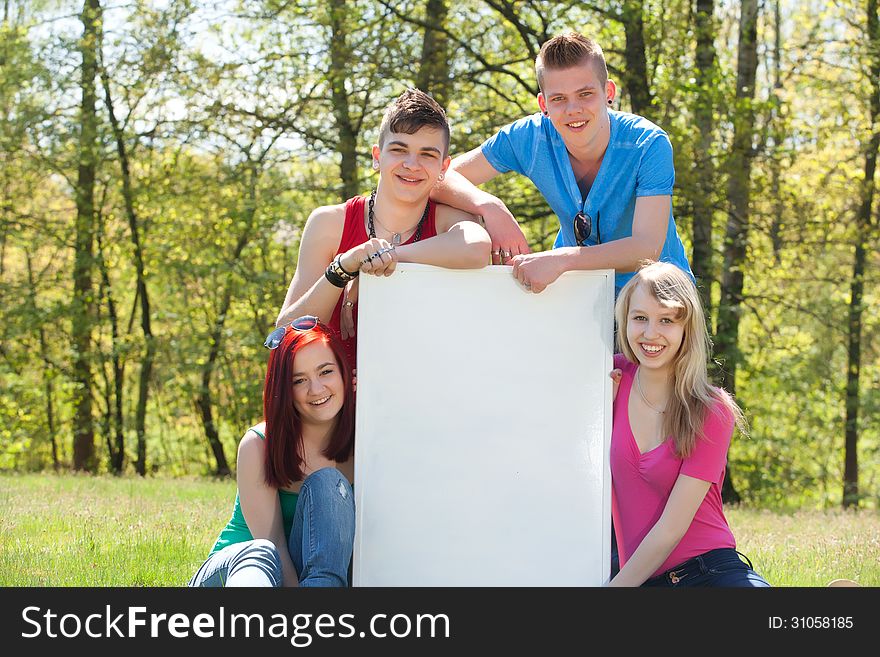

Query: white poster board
353,263,614,586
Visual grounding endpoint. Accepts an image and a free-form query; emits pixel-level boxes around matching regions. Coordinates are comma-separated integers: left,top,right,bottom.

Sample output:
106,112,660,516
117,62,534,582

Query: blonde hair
615,261,747,457
535,32,608,92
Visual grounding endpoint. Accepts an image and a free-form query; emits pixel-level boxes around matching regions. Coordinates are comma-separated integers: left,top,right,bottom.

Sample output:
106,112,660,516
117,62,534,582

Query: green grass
729,508,879,586
0,473,877,586
0,473,234,586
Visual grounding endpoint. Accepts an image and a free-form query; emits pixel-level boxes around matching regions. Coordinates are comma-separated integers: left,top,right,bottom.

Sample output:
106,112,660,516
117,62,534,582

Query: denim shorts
642,548,770,587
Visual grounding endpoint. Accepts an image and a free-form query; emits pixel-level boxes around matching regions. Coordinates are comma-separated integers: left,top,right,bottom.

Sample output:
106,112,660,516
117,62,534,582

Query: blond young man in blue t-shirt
433,32,693,295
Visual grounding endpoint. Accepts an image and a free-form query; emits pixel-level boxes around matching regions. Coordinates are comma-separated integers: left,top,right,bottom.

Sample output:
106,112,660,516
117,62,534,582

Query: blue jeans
189,467,355,587
290,467,355,587
188,538,282,587
642,548,770,587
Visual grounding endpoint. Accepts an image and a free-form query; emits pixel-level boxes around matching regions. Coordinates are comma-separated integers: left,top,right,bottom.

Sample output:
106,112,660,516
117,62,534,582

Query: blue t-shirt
481,110,693,292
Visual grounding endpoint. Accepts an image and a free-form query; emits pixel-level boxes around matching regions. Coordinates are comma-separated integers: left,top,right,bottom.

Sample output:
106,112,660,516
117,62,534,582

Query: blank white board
353,263,614,586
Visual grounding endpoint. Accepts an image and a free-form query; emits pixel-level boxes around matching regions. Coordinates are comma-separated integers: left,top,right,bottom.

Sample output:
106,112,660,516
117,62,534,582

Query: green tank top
210,428,299,555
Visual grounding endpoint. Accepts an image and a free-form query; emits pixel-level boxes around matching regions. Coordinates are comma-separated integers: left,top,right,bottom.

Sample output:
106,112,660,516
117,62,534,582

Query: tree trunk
716,0,759,393
45,372,59,470
620,1,653,116
716,0,760,504
196,349,231,477
416,0,450,107
690,0,717,315
328,0,359,200
72,0,101,471
768,0,784,262
26,252,60,470
844,0,879,508
96,226,125,473
844,242,867,508
100,56,154,477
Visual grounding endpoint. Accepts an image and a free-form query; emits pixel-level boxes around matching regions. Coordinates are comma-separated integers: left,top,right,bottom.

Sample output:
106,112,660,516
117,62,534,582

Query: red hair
262,322,354,488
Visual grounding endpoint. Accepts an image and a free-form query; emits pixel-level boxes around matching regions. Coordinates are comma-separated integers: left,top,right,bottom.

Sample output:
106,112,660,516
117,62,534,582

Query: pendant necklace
635,368,667,415
368,188,428,245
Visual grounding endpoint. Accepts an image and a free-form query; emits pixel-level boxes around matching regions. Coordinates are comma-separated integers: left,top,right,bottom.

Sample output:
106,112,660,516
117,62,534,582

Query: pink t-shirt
611,353,736,577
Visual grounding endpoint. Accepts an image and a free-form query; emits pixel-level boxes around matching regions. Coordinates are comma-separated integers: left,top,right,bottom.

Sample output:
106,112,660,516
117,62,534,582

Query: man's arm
276,206,398,327
557,194,669,268
337,206,491,340
393,204,491,268
511,194,670,292
276,205,347,327
431,147,530,262
438,147,501,194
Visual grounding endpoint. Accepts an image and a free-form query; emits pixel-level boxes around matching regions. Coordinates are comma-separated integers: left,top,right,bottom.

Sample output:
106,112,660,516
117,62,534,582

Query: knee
250,537,281,556
302,467,353,506
243,538,283,584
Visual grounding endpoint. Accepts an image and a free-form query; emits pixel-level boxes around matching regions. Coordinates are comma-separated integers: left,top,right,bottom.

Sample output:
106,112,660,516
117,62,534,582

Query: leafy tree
71,0,101,471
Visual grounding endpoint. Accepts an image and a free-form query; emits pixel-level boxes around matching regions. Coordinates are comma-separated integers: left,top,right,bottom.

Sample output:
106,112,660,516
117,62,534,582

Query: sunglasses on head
573,211,593,247
263,315,319,349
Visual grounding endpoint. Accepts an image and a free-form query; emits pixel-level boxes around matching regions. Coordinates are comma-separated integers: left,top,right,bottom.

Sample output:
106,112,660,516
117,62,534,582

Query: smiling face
537,63,615,153
625,284,686,374
291,340,345,426
372,127,451,202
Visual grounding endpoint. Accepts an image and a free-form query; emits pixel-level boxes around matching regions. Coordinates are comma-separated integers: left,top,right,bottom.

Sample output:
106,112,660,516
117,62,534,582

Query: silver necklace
368,188,426,245
636,368,666,414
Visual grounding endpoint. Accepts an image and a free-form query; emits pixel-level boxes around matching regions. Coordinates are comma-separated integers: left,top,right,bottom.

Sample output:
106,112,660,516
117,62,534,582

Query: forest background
0,0,877,511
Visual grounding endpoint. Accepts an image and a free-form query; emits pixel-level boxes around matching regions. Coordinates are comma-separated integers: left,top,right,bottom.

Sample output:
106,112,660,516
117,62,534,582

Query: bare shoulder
434,203,481,233
237,423,267,462
303,203,347,239
293,203,349,266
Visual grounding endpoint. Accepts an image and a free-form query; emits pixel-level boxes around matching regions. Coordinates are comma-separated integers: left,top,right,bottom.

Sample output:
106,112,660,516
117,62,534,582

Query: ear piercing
372,160,379,170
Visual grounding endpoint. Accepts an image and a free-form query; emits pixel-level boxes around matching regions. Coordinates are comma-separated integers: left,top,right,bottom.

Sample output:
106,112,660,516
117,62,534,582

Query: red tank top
328,195,438,370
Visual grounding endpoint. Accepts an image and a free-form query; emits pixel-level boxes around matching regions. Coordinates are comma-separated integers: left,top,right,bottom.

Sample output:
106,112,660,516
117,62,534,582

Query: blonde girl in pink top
607,261,769,587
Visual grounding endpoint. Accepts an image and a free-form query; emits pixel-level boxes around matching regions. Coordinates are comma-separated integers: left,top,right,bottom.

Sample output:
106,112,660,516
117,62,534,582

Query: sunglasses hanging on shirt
573,211,594,247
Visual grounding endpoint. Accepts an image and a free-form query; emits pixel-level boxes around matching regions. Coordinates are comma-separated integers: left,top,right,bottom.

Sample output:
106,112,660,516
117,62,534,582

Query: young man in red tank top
277,89,491,368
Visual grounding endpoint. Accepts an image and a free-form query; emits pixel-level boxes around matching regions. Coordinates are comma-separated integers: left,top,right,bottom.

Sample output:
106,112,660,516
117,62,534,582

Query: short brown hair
378,88,450,155
535,32,608,91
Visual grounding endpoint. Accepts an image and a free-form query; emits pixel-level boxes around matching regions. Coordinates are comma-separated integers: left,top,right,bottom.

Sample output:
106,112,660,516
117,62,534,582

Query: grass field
0,473,876,586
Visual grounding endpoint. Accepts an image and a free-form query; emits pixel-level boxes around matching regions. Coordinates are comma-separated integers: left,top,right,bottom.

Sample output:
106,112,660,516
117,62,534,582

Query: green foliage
0,1,877,508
